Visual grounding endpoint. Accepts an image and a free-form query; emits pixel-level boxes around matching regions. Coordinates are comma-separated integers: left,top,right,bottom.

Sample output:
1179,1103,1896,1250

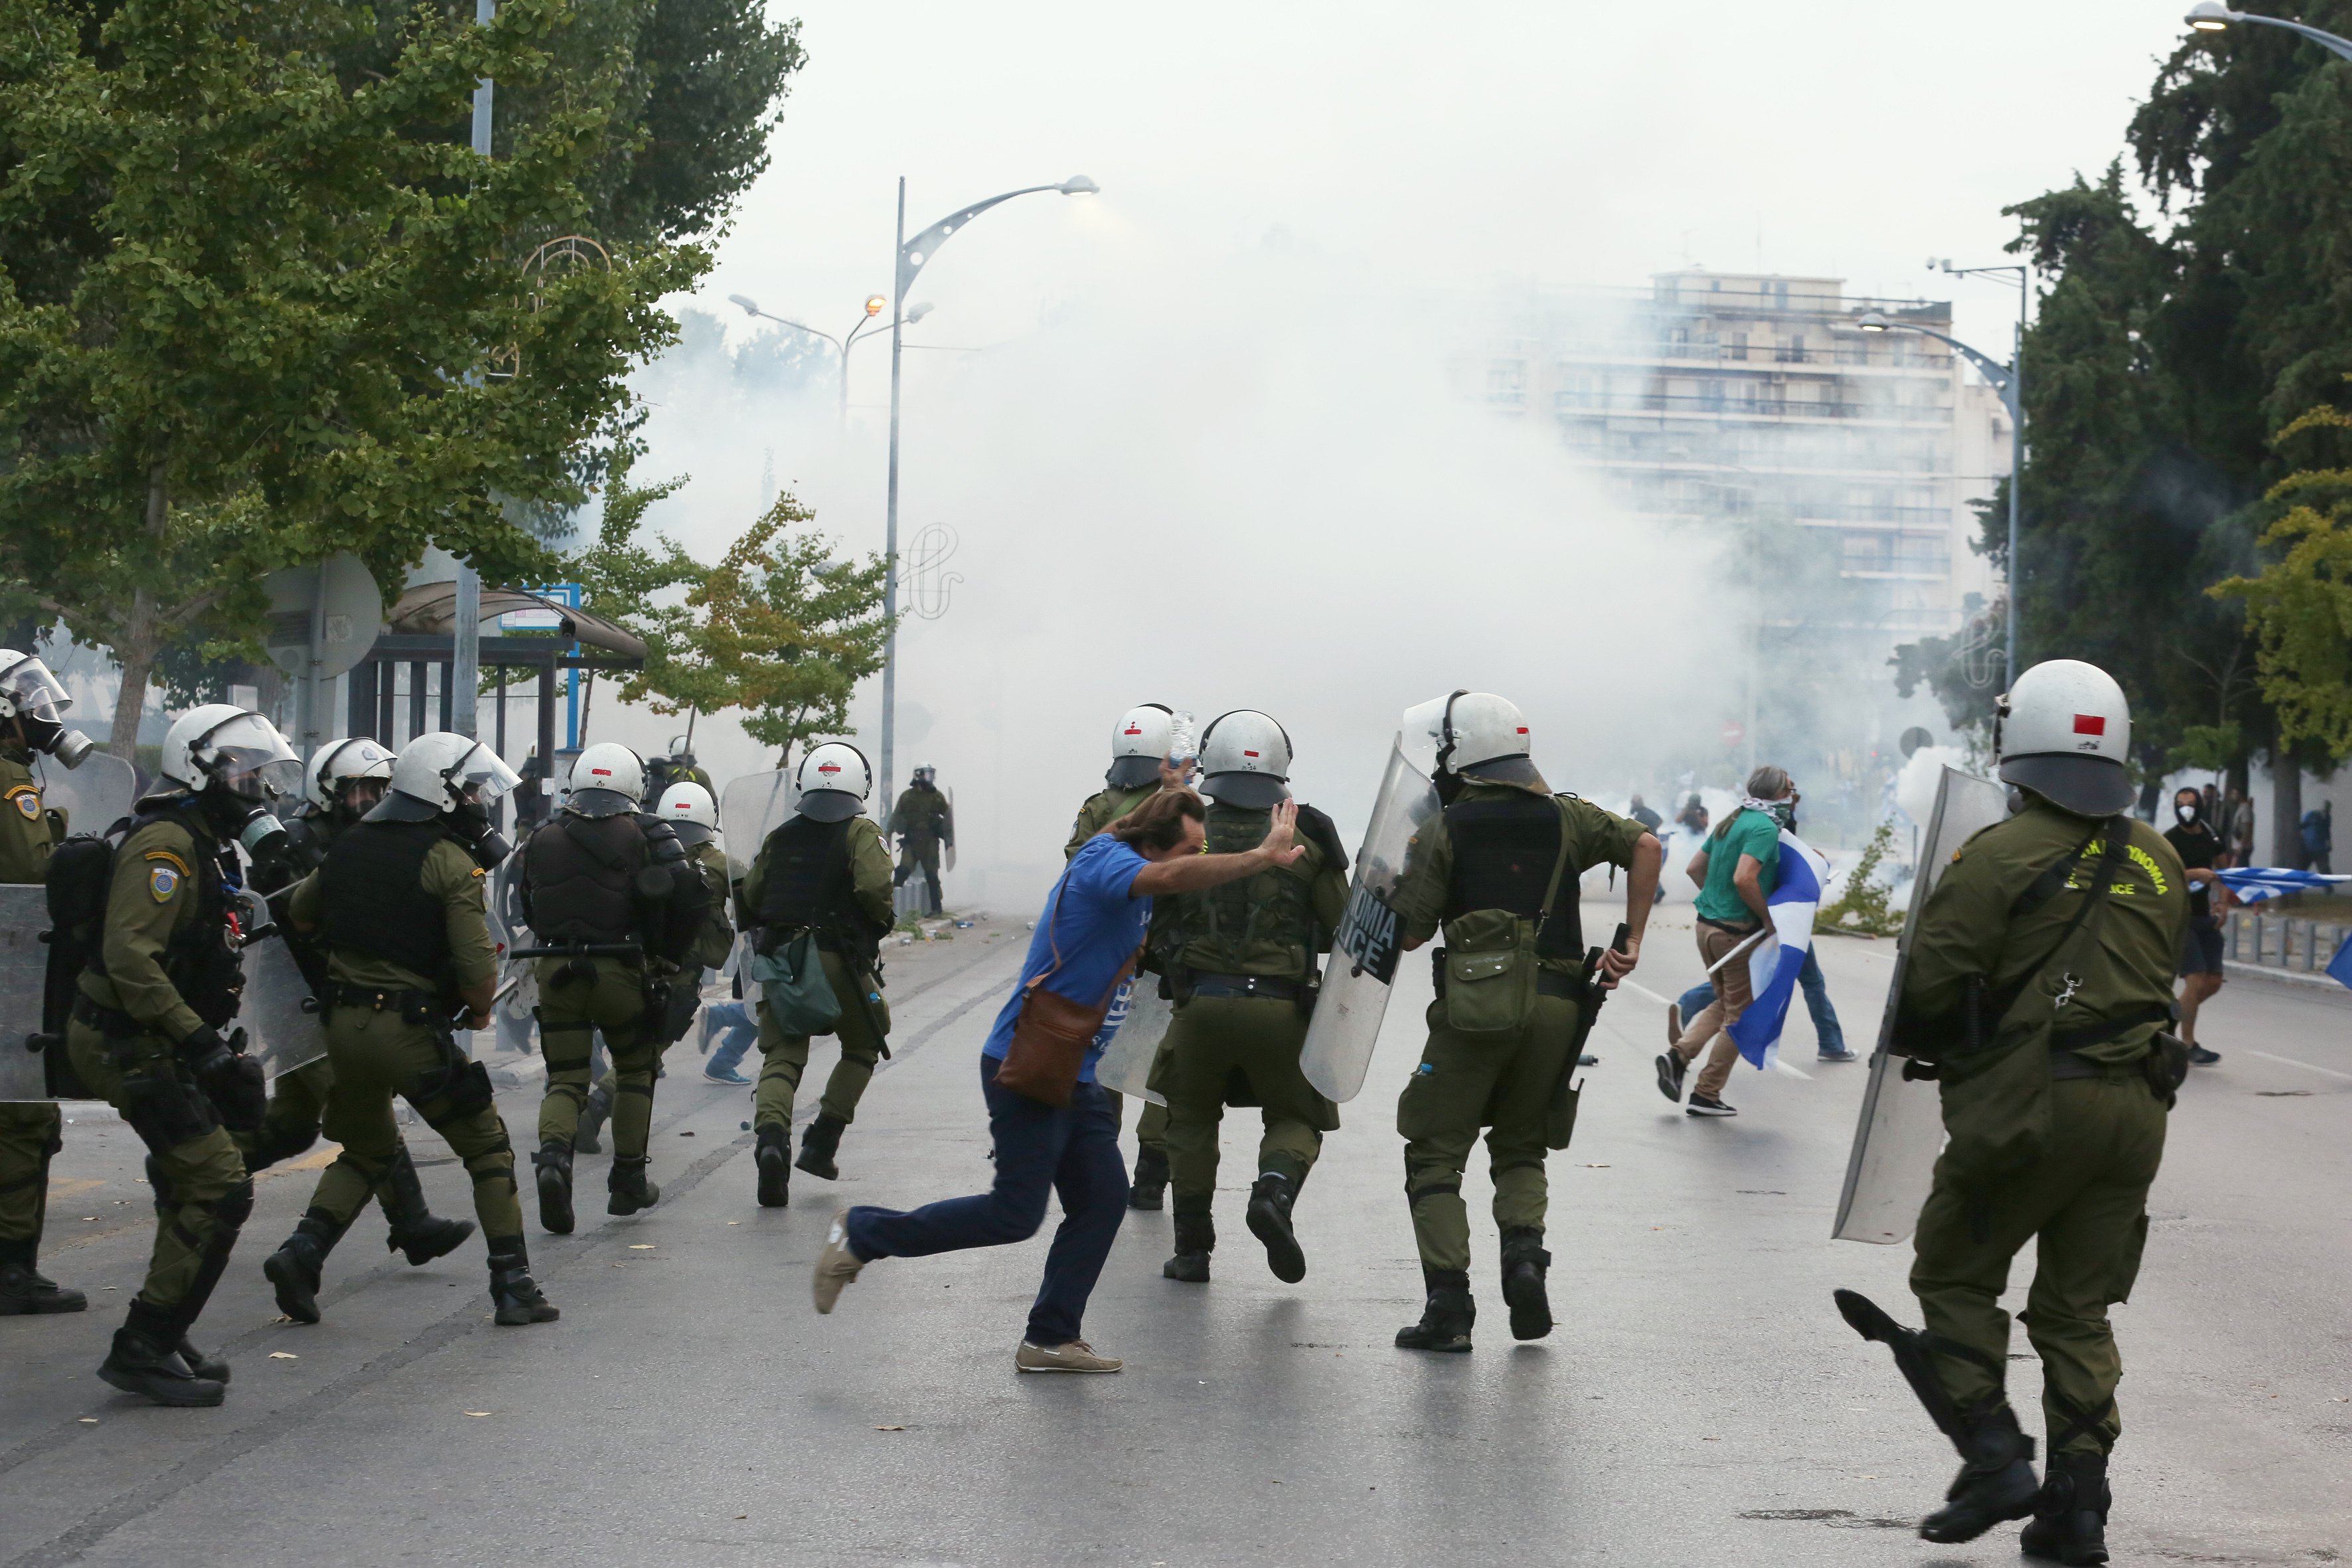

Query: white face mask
2175,804,2201,826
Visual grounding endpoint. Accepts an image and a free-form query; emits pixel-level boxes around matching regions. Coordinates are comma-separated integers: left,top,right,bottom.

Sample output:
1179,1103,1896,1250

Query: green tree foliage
1814,819,1903,939
680,495,891,771
0,0,706,751
2213,401,2352,754
564,444,701,732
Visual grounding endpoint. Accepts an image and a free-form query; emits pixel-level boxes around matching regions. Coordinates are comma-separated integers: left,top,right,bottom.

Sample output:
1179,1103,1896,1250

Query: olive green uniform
742,816,894,1131
889,783,954,914
686,838,736,971
1899,801,2187,1458
65,812,252,1321
0,745,68,1289
285,844,520,1239
1067,782,1164,1140
1389,784,1644,1274
1153,802,1348,1228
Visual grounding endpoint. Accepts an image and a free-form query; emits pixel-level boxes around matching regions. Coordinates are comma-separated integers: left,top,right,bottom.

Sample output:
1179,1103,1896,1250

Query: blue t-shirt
984,834,1153,1083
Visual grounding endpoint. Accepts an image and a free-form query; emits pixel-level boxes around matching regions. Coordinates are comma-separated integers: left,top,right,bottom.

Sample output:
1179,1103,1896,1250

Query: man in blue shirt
811,789,1304,1372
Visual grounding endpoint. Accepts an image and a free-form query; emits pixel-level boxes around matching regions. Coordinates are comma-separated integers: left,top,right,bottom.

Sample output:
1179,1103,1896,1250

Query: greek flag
1726,830,1832,1073
2212,867,2352,905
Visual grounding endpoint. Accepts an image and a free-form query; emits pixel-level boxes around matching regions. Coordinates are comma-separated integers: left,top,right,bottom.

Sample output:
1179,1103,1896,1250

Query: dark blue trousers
845,1055,1130,1346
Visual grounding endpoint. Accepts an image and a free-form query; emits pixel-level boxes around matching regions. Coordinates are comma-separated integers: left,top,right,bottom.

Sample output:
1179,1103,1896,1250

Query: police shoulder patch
7,785,37,821
148,864,179,902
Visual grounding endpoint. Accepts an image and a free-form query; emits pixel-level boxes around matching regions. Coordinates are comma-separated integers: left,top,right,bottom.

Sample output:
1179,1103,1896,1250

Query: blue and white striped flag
1726,830,1832,1073
2213,867,2352,905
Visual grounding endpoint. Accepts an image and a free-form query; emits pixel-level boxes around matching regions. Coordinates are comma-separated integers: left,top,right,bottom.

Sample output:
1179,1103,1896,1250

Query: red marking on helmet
591,767,612,777
1243,749,1259,757
1517,727,1529,735
2073,714,2106,737
1123,725,1141,735
818,763,840,775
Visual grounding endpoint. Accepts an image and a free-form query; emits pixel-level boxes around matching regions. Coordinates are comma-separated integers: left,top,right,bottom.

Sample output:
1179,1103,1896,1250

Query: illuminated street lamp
727,293,927,425
1859,309,2025,681
2185,1,2352,61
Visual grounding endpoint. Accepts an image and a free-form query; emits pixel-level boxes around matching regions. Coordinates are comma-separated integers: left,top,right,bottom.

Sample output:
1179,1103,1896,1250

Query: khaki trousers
1673,920,1756,1099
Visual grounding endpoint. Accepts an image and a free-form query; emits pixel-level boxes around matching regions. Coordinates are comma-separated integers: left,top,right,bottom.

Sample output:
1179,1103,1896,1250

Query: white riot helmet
1198,709,1293,809
794,742,872,823
158,704,303,801
1108,703,1176,790
1431,690,1544,791
0,649,94,768
309,736,396,811
566,742,645,819
382,732,524,815
655,780,718,846
1995,659,2135,817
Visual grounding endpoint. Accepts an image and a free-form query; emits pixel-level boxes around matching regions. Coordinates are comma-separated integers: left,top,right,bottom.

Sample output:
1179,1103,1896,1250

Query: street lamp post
2186,1,2352,60
878,174,1098,809
727,293,925,425
451,0,497,741
1858,307,2026,683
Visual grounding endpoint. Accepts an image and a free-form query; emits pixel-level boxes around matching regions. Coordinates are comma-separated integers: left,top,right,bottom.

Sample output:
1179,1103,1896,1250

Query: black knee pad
214,1177,255,1233
121,1073,217,1150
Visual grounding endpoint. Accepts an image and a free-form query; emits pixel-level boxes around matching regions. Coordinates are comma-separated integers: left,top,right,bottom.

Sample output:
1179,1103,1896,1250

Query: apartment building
1480,269,2007,636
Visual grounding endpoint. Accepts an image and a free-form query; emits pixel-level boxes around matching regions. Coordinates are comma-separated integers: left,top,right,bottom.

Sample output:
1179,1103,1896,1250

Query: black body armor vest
321,819,452,980
280,803,345,878
756,816,864,952
86,805,243,1026
1443,794,1581,961
522,811,648,945
1175,803,1322,979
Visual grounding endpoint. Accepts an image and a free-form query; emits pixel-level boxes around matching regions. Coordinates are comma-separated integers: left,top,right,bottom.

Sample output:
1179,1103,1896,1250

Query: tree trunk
2272,749,2304,870
106,463,170,758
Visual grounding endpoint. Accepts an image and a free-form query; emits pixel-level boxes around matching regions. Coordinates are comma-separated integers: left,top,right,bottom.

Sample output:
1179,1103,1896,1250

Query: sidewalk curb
2222,959,2347,994
487,1054,548,1089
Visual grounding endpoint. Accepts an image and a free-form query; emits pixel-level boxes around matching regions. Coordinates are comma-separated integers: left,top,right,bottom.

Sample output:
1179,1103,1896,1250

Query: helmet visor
445,742,524,805
0,656,72,725
195,712,301,800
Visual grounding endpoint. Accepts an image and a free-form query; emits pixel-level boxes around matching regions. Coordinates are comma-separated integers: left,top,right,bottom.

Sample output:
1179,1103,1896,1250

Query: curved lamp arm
897,177,1098,301
2186,2,2352,63
1856,312,2017,416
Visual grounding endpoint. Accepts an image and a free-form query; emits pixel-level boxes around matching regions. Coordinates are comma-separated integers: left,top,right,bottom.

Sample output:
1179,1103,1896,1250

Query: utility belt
1188,972,1306,1003
325,982,451,1029
72,994,155,1044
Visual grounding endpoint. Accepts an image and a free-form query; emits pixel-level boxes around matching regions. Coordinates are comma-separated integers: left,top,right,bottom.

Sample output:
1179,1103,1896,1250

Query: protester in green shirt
1656,765,1794,1117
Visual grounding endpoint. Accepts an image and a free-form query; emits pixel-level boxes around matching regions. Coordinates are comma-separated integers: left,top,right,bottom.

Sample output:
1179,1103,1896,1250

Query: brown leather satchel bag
996,873,1137,1107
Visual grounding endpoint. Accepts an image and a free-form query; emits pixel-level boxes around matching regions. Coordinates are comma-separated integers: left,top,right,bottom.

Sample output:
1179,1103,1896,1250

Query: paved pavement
3,912,2347,1566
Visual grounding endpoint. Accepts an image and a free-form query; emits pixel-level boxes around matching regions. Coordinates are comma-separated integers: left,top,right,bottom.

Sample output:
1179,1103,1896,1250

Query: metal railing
1553,391,1952,423
2225,909,2349,975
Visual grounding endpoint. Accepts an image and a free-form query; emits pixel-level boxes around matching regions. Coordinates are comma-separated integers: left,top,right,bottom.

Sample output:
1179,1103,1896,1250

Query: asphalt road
3,911,2347,1567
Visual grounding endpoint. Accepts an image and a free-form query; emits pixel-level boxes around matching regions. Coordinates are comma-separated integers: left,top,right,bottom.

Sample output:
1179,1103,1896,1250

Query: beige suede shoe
811,1210,864,1314
1016,1339,1123,1373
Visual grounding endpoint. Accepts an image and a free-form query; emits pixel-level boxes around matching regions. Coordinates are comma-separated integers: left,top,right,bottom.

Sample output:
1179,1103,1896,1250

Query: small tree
562,445,700,738
1814,821,1905,939
675,494,890,772
2211,402,2352,757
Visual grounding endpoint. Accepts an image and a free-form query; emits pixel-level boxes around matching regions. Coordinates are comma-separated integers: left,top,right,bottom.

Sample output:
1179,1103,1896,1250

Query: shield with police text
0,884,50,1101
36,751,136,840
1091,979,1170,1105
1298,700,1449,1103
720,770,796,883
1832,766,2011,1244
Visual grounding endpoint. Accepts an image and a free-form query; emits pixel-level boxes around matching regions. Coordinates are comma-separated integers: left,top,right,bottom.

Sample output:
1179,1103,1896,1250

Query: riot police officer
260,732,556,1328
64,705,293,1404
0,649,90,1315
1387,693,1660,1352
240,737,473,1267
739,743,894,1206
889,764,954,917
653,777,738,992
1836,661,2187,1562
1065,702,1193,1209
518,743,706,1231
1153,711,1348,1285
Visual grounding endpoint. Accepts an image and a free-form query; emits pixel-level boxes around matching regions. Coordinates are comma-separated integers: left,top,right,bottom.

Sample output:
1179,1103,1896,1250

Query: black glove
181,1024,268,1132
176,1023,234,1079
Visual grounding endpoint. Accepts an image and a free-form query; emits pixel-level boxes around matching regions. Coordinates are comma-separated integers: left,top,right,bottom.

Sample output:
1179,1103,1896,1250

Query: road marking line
2247,1049,2352,1082
1772,1059,1812,1080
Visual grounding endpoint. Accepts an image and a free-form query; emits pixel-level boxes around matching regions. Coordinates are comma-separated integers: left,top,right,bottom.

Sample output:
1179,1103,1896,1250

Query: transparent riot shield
39,751,136,838
0,884,51,1101
1093,979,1170,1105
720,770,796,882
1832,767,2011,1243
1298,705,1448,1103
230,891,330,1081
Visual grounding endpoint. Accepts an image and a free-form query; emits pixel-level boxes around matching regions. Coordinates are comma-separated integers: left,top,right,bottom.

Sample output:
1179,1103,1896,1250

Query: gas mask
19,715,94,769
449,799,512,870
201,783,289,867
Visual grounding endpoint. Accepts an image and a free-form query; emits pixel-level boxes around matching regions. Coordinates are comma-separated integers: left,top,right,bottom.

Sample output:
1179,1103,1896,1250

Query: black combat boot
262,1208,348,1324
1245,1172,1306,1284
607,1154,661,1216
97,1298,225,1407
380,1144,477,1266
2020,1450,2110,1565
755,1125,791,1208
795,1113,846,1181
533,1140,574,1235
1127,1144,1168,1210
485,1239,561,1326
1499,1225,1553,1341
0,1237,86,1314
574,1083,612,1155
1162,1206,1214,1283
1394,1267,1476,1353
1919,1401,2040,1543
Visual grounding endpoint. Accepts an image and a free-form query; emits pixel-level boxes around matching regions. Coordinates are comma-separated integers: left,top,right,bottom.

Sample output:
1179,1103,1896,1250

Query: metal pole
452,0,494,742
302,568,328,765
2004,307,2023,685
880,176,905,815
